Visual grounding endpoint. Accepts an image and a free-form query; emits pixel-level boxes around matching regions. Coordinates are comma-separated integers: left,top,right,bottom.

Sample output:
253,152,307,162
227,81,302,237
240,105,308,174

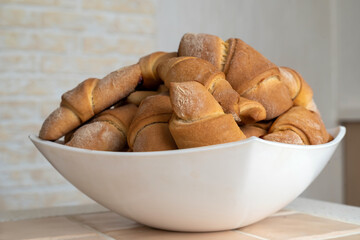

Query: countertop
1,197,360,240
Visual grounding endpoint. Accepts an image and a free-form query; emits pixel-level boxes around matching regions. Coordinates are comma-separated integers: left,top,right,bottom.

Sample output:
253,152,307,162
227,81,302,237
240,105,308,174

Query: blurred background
0,0,359,211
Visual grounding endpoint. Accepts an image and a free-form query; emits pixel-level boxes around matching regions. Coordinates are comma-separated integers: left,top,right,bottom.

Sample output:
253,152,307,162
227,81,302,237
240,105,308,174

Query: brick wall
0,0,156,210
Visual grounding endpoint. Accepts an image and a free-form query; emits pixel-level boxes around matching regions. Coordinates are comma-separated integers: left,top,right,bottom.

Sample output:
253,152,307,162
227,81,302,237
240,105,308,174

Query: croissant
40,51,177,141
263,106,332,145
127,95,177,152
138,51,177,89
157,56,266,123
169,81,246,149
39,65,142,141
240,121,273,138
126,91,158,106
126,84,170,106
66,104,137,151
279,67,314,107
178,33,293,120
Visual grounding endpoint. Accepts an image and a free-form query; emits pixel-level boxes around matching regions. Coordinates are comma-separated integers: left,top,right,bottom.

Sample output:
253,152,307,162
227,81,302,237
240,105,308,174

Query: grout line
0,184,78,195
289,228,360,240
321,232,360,240
66,216,117,240
0,3,154,17
268,210,299,217
233,230,269,240
0,26,155,38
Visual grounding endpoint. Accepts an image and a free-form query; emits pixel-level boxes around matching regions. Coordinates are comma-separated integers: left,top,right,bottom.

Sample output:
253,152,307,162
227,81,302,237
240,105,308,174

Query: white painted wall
155,0,352,203
337,0,360,120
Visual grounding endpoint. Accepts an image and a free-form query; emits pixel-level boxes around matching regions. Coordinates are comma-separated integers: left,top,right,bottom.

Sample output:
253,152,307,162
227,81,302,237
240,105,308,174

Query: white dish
30,126,345,232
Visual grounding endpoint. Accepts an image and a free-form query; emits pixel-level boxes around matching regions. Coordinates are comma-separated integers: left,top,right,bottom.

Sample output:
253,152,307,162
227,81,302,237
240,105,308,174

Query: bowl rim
29,126,346,157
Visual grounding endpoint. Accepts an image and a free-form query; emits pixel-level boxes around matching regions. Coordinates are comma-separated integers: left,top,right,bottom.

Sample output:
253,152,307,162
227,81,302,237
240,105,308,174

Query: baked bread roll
263,106,332,145
66,104,137,151
169,81,246,149
40,52,176,141
126,84,170,106
279,67,314,107
158,56,266,123
126,91,158,106
178,33,227,70
178,33,293,120
127,95,177,152
263,130,305,145
240,121,273,138
39,64,142,141
138,51,177,89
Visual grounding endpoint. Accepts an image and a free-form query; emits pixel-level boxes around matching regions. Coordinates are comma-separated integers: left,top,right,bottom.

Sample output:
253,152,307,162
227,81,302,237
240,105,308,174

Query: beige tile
238,213,360,240
69,212,140,233
333,234,360,239
269,209,298,217
0,216,107,240
106,226,259,240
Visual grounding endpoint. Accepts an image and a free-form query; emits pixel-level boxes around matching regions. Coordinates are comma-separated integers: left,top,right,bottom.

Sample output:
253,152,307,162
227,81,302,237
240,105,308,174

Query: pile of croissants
39,33,333,152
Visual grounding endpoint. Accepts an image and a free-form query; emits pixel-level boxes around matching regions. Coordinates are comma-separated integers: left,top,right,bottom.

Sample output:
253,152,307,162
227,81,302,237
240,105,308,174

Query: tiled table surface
1,198,360,240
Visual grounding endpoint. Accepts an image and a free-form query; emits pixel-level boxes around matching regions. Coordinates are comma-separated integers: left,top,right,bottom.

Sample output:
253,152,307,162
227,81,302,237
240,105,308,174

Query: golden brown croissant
157,56,266,123
127,95,177,152
138,51,177,89
178,33,293,120
40,52,176,141
126,91,158,106
169,81,246,149
240,121,273,138
126,84,170,106
279,67,314,107
263,106,332,145
39,65,142,141
66,104,137,151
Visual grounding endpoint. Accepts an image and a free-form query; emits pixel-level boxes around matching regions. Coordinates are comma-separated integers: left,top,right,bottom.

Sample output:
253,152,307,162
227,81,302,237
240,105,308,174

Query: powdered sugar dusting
66,121,126,151
179,33,224,69
170,81,223,121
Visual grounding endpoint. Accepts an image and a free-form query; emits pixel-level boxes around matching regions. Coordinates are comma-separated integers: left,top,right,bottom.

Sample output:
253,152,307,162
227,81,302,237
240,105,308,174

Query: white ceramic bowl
30,126,345,232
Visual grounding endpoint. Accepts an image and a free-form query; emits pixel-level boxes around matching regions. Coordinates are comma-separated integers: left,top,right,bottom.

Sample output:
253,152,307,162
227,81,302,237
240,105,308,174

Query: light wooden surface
1,198,360,240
